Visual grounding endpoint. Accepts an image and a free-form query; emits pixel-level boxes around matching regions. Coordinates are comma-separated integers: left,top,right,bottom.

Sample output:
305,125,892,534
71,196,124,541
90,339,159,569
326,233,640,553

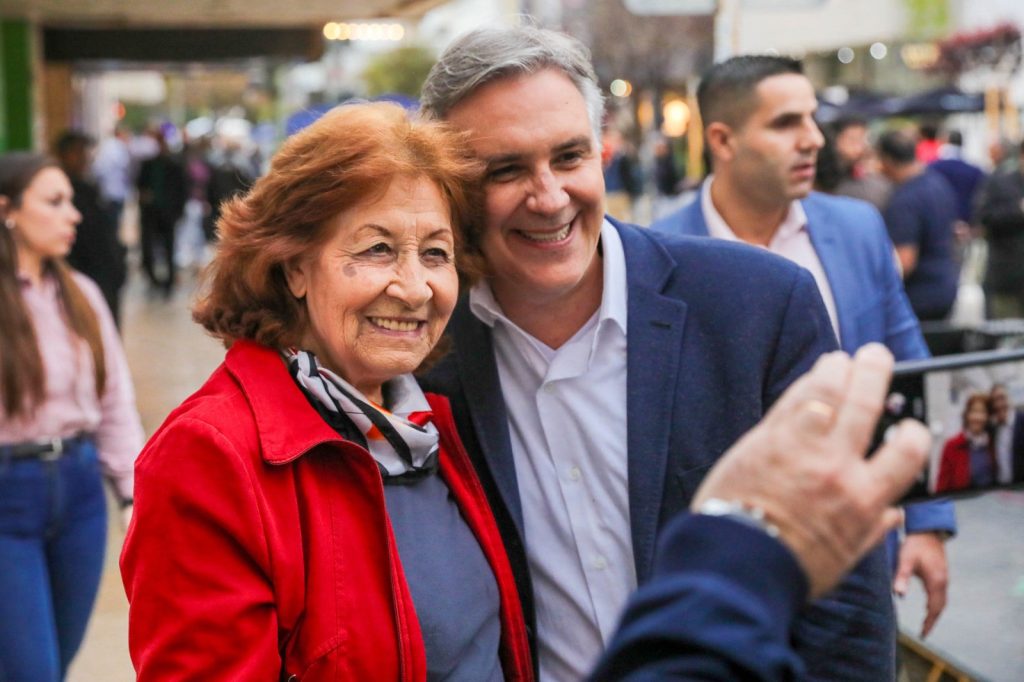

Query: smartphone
877,348,1024,503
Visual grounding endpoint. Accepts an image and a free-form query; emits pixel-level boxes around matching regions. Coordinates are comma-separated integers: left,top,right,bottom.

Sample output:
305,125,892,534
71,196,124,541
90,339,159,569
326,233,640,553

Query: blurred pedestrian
916,120,942,163
813,125,844,194
0,153,142,681
930,129,986,227
651,136,685,219
829,116,892,211
56,130,128,327
136,130,187,297
652,54,955,645
878,129,960,321
975,140,1024,318
988,136,1017,173
206,140,255,242
92,125,132,229
602,128,640,222
176,139,213,270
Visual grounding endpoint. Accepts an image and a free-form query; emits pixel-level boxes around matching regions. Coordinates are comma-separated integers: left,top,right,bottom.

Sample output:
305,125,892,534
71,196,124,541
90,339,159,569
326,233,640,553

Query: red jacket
120,340,533,681
936,432,994,493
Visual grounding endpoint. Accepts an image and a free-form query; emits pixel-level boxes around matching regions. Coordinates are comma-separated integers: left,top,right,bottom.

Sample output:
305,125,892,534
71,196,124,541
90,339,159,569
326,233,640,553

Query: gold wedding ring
803,398,836,421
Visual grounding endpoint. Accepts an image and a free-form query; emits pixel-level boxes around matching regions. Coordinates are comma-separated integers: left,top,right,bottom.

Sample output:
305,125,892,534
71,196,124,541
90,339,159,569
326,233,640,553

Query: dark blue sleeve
591,514,808,682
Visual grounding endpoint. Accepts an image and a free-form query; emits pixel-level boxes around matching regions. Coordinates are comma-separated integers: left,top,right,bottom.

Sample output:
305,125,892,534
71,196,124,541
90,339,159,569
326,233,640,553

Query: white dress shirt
702,176,841,338
469,220,634,681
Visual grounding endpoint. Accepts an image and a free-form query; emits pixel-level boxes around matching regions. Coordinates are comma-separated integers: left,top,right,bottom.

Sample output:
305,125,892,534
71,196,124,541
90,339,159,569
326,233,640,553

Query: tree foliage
362,46,437,97
562,0,714,93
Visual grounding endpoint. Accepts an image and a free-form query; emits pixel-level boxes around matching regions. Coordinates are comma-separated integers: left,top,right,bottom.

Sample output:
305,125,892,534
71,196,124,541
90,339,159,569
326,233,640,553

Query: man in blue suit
593,345,933,682
651,55,957,646
990,384,1024,483
421,27,886,682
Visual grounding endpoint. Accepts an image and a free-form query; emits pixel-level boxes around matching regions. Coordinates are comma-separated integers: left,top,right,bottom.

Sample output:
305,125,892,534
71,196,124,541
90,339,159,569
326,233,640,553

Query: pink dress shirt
701,176,841,338
0,269,142,500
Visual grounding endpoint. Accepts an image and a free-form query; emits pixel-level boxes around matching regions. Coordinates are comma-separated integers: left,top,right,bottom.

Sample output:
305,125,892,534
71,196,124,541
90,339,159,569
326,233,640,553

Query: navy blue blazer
422,219,891,680
651,191,958,539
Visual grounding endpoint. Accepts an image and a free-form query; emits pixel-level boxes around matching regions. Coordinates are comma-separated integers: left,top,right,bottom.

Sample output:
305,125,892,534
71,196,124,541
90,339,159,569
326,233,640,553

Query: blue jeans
0,439,108,681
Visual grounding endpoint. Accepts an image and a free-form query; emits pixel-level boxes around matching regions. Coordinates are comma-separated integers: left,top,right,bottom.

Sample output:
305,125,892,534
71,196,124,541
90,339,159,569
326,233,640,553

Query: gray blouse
384,472,504,681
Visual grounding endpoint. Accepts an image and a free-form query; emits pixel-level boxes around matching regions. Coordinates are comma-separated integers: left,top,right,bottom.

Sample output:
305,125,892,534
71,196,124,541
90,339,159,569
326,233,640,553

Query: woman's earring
4,219,13,230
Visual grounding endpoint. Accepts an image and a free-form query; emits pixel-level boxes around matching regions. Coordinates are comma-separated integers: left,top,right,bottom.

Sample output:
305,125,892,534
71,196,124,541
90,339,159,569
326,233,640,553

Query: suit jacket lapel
450,302,526,535
804,198,855,351
678,192,710,237
615,220,688,581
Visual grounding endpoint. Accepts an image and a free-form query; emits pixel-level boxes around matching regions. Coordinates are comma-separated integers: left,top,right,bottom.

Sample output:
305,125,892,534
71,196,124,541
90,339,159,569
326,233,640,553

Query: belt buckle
39,437,63,462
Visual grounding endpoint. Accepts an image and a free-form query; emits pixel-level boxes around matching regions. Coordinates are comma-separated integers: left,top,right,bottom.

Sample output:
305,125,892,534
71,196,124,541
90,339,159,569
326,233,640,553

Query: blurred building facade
726,0,1023,162
0,0,477,152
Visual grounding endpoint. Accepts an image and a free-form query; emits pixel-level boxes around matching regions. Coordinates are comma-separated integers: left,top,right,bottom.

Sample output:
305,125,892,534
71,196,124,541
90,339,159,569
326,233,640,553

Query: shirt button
543,384,555,394
593,556,607,570
569,466,581,481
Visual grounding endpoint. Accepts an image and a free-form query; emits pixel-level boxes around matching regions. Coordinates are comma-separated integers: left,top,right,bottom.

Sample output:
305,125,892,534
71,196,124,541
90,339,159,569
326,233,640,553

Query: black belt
0,433,95,461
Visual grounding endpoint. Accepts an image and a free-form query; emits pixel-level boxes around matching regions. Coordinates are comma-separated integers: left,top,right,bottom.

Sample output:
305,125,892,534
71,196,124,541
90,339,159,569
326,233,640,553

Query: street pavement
897,491,1024,681
68,270,223,682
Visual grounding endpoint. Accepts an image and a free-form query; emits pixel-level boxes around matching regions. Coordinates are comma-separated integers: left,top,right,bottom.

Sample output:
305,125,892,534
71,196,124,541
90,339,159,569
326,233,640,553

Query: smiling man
416,28,887,682
652,55,957,676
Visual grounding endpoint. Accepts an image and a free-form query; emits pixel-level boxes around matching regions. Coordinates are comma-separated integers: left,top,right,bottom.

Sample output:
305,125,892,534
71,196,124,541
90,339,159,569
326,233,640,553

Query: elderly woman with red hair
935,393,996,493
120,104,532,681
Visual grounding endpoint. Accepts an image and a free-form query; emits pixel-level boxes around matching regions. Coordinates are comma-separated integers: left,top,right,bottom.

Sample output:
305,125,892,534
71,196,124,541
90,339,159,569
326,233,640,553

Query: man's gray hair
420,25,605,141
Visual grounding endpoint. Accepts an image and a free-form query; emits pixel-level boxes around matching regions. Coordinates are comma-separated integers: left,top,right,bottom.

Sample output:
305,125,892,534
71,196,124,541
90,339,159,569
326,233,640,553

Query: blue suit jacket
651,190,957,540
422,219,891,681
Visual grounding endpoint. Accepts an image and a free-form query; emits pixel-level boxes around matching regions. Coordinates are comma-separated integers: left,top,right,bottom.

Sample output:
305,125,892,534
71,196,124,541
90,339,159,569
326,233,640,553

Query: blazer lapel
677,191,710,237
615,220,688,582
450,303,526,535
804,198,856,351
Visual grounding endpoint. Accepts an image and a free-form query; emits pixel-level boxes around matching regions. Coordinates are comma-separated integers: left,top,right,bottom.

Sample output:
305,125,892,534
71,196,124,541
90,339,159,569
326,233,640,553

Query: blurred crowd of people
602,100,1024,331
817,116,1024,324
937,383,1024,493
53,123,259,313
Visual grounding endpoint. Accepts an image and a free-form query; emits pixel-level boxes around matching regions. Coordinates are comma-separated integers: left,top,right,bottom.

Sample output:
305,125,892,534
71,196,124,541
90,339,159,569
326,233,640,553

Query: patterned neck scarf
284,349,439,484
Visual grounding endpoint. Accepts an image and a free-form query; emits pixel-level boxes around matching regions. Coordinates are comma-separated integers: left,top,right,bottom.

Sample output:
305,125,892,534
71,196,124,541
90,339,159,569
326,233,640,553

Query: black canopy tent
816,86,985,123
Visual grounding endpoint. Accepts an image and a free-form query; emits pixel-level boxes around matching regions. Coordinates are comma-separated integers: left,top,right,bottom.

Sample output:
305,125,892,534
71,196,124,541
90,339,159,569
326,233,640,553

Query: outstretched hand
691,344,931,598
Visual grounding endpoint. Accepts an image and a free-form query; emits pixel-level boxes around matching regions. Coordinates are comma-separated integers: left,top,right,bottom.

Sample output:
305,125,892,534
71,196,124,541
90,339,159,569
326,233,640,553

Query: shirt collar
701,175,807,246
469,218,628,336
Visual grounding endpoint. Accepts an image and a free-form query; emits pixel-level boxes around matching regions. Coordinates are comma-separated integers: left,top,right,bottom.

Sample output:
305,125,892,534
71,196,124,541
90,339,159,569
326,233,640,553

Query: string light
322,22,406,42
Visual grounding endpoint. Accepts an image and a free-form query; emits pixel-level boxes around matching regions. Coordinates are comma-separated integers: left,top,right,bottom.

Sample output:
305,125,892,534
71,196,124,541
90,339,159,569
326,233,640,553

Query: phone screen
880,349,1024,503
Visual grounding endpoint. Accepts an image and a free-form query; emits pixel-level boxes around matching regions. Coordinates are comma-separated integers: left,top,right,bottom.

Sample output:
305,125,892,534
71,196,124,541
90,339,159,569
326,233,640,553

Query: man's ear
283,258,308,300
705,121,735,164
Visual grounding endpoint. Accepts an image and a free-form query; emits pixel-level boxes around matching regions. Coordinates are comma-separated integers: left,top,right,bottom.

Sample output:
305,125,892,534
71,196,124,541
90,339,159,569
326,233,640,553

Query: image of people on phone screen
936,394,997,493
989,384,1024,485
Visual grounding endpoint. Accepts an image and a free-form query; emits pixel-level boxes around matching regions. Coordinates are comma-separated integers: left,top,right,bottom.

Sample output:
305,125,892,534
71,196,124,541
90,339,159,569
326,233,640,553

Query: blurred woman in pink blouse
0,153,143,681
